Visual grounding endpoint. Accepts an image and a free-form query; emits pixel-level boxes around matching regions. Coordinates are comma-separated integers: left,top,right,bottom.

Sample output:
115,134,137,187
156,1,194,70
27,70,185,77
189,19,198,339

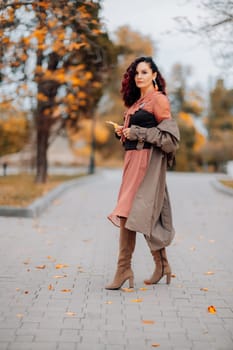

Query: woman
106,56,180,290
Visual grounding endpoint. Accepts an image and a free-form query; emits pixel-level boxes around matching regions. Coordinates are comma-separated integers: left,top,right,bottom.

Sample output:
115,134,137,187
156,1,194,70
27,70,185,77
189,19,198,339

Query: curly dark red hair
121,56,166,107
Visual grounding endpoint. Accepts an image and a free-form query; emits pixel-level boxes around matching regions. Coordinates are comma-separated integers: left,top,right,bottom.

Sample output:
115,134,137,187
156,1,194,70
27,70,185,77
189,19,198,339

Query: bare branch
175,0,233,69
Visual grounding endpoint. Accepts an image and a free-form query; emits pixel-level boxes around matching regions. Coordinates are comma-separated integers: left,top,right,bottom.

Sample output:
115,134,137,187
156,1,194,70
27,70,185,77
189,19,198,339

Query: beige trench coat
125,118,180,251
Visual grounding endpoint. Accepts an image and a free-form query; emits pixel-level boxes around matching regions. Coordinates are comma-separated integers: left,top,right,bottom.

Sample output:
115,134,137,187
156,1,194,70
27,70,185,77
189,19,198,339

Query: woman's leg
144,236,171,285
105,218,136,290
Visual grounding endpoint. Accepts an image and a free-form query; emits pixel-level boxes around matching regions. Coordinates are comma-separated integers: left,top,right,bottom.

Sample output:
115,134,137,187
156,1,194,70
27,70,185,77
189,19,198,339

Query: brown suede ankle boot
105,220,136,290
144,248,171,285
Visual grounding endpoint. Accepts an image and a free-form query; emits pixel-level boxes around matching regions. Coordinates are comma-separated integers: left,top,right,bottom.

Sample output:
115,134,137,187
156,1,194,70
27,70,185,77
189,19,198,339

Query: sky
101,0,227,94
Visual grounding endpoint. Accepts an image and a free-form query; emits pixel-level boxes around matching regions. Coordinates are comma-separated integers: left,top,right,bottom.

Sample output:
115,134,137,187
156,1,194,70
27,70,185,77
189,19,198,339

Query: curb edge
0,174,91,218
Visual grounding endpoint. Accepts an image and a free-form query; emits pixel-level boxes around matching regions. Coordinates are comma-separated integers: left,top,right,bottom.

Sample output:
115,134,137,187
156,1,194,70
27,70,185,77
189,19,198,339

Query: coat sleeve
129,119,180,154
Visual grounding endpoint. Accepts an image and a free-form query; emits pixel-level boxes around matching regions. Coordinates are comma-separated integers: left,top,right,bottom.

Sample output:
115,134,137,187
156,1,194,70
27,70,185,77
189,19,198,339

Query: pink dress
108,90,171,228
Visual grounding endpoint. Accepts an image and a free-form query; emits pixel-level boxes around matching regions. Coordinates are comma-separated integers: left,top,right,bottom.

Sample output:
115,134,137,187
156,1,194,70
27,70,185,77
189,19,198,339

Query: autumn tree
169,63,206,171
0,101,29,157
0,0,116,182
175,1,233,171
201,79,233,171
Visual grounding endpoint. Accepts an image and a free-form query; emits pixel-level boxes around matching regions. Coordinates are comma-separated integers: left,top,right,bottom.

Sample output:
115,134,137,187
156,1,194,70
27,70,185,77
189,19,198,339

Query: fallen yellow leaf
139,287,148,291
53,274,67,279
36,265,46,269
48,284,54,291
131,298,143,303
56,264,69,269
47,256,56,261
142,320,155,325
200,288,209,292
61,289,72,293
151,343,160,348
65,312,76,316
122,288,135,292
105,301,113,304
208,305,216,314
16,314,24,318
204,271,214,275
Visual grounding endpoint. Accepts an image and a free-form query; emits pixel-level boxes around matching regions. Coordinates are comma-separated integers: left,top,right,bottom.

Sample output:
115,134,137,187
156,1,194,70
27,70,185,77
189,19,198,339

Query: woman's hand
115,125,124,137
123,127,131,139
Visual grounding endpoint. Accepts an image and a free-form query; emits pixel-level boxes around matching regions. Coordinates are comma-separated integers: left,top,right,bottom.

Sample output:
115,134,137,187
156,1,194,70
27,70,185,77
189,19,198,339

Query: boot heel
129,276,134,288
166,273,171,285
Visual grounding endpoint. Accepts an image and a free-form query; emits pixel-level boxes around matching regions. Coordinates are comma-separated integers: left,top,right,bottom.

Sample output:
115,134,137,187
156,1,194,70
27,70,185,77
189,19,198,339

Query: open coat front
125,118,180,251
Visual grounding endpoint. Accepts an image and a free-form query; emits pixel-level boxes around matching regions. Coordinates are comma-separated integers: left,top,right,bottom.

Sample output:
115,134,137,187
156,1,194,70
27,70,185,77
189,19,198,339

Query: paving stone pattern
0,170,233,350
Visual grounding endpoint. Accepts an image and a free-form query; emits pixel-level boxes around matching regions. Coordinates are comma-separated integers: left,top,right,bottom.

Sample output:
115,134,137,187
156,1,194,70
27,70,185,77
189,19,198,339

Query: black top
124,109,158,150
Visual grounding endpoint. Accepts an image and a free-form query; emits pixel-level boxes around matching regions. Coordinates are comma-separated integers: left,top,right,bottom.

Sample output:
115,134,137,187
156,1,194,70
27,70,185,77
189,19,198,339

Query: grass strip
0,173,84,207
219,179,233,189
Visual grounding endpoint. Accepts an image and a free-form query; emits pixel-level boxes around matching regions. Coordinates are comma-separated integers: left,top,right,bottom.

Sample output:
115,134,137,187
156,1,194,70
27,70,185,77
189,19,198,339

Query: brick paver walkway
0,170,233,350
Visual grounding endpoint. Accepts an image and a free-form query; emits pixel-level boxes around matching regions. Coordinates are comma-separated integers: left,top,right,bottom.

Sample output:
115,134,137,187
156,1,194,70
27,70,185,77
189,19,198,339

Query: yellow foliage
70,77,82,86
37,93,48,102
48,19,58,28
0,103,29,157
115,25,154,58
79,5,92,19
72,64,85,72
68,42,86,51
0,116,27,133
2,37,10,44
20,53,28,61
43,109,51,116
33,28,47,44
92,29,102,35
85,71,93,80
178,112,194,127
23,36,31,46
35,66,44,74
37,1,49,9
6,7,14,22
43,69,53,79
52,106,63,118
188,100,203,115
66,93,76,103
77,91,87,99
95,123,110,144
92,81,101,89
178,111,206,152
193,131,206,152
21,84,28,91
69,119,110,146
54,70,66,83
79,100,87,106
58,32,65,41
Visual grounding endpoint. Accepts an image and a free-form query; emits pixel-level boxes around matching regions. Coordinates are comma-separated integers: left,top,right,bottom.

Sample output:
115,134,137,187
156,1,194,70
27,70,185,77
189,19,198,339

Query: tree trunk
34,77,59,183
35,125,49,183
